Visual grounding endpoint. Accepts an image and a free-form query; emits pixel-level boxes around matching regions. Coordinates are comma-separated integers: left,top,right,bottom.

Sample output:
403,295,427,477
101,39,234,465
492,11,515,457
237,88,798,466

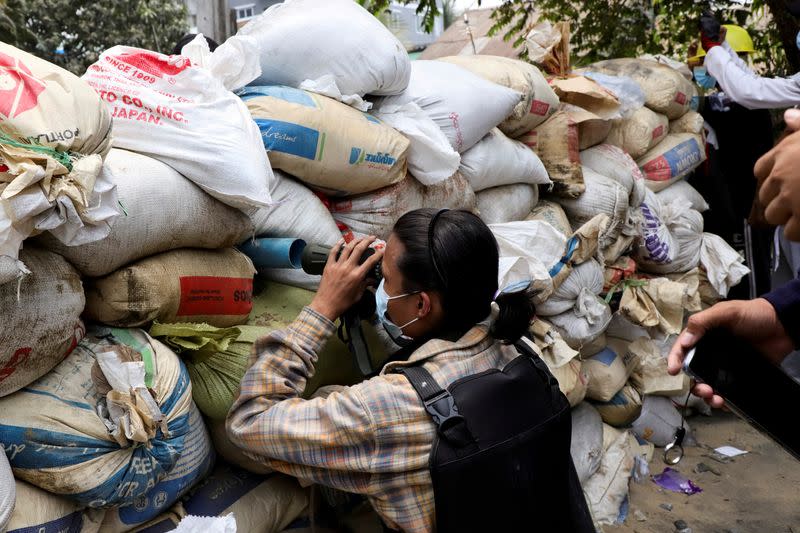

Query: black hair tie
428,209,449,289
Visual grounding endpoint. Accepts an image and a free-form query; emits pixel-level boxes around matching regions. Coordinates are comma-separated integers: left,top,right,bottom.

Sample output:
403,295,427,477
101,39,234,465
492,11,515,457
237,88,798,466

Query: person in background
226,209,550,532
668,109,800,402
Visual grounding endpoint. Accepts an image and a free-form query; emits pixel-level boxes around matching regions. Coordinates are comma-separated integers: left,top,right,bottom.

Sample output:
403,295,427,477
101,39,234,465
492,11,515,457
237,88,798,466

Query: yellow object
689,24,755,61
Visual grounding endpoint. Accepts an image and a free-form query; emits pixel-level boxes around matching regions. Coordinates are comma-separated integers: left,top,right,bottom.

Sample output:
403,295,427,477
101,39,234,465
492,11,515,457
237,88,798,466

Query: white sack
476,183,538,225
634,194,704,274
240,0,410,101
459,128,550,191
537,259,604,317
548,292,612,351
0,448,14,531
556,167,631,239
656,180,709,212
580,144,646,208
373,60,523,153
372,102,460,185
583,430,634,525
82,37,272,208
700,232,750,298
35,149,253,277
632,396,691,447
571,403,604,484
670,110,705,135
605,107,669,160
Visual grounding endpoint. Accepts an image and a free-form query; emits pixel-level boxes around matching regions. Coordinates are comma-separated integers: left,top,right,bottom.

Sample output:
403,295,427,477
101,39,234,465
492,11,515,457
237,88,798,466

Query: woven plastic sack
637,133,706,192
0,43,116,284
0,448,13,530
241,86,409,196
149,323,271,420
0,327,210,510
240,0,410,101
670,110,704,135
605,107,669,159
656,180,709,212
34,149,253,278
584,429,634,525
580,144,646,208
476,183,539,225
82,38,272,209
437,55,559,137
85,248,256,328
459,128,550,191
537,259,604,317
520,111,584,197
6,480,105,533
373,60,523,153
583,341,638,402
632,396,691,446
556,167,631,239
548,292,612,351
571,403,604,484
0,247,85,397
527,200,571,236
591,384,643,427
634,194,704,274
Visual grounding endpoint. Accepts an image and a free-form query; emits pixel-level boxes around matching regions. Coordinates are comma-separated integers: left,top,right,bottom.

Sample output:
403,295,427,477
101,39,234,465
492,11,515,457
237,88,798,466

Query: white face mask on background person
374,279,419,347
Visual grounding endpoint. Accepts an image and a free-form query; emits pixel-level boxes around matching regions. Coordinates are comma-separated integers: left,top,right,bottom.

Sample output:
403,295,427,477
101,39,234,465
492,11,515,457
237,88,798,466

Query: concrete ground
607,411,800,533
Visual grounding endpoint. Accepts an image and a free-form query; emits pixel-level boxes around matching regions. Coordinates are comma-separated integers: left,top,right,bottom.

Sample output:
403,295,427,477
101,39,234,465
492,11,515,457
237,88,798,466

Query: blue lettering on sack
183,465,267,516
254,119,320,161
605,390,629,406
348,147,396,167
6,511,84,533
592,348,618,367
660,138,702,178
238,86,316,108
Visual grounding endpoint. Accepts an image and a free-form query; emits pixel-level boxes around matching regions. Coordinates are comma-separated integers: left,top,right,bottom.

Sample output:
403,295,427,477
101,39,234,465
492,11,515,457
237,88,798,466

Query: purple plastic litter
651,467,703,495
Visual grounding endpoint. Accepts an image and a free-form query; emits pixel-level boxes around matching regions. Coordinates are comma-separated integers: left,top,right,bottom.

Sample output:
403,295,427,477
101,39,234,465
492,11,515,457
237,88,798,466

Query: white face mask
375,279,419,347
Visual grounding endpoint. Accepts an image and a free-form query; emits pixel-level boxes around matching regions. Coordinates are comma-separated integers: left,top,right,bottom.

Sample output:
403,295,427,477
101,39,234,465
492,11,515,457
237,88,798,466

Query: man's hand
309,236,384,322
667,299,793,408
755,109,800,240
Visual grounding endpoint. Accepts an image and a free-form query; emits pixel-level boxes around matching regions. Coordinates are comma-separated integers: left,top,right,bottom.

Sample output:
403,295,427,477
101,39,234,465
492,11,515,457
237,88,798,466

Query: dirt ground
607,411,800,533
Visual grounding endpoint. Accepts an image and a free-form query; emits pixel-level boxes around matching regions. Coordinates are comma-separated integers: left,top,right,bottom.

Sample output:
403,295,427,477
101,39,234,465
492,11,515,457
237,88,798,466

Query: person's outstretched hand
310,236,384,322
756,109,800,240
667,299,794,408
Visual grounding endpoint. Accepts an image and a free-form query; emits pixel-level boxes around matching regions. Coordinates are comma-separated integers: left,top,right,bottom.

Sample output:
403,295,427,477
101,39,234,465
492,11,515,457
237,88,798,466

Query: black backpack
398,339,595,533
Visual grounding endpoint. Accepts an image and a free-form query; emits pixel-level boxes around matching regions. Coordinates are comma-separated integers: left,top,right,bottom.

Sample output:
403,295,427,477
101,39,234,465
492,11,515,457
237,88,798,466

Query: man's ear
417,291,433,318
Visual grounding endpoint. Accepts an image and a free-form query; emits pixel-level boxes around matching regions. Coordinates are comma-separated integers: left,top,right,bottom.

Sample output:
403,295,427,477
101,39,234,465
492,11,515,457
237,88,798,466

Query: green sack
149,322,271,420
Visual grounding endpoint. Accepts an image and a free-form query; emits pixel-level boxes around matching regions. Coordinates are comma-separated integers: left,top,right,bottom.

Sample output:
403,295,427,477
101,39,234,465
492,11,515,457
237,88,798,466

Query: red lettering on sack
178,277,253,317
642,155,672,182
674,92,687,105
0,51,47,118
652,125,664,140
529,100,550,117
0,347,32,382
566,120,580,163
115,51,191,79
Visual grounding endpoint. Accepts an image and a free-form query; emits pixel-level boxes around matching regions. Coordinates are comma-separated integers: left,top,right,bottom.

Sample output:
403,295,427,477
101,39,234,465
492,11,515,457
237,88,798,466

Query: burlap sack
605,107,669,159
437,55,559,138
242,86,409,196
0,247,85,397
85,248,256,327
521,111,584,197
35,149,253,278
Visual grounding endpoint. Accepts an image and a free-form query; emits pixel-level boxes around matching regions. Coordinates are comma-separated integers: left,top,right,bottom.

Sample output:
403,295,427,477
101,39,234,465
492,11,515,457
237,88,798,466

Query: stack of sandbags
0,327,214,530
0,43,118,285
520,111,584,198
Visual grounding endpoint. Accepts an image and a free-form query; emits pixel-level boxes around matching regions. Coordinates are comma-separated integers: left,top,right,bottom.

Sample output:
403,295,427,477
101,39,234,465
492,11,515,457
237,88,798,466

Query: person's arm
721,42,759,80
226,306,379,493
705,46,800,109
763,279,800,348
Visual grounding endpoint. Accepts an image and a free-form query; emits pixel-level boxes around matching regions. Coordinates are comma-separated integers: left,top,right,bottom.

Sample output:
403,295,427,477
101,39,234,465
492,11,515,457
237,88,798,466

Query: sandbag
629,337,690,397
591,384,643,427
374,60,523,153
570,403,604,484
619,277,688,336
548,293,612,351
249,170,341,244
459,128,550,191
0,327,206,509
241,86,409,196
670,110,705,135
588,58,694,119
86,248,254,328
330,173,476,240
149,323,271,420
550,359,589,408
605,107,669,159
637,133,706,192
604,256,638,293
34,149,253,278
520,111,584,197
584,430,634,525
0,43,115,283
656,180,709,212
101,402,214,531
634,195,704,274
82,39,272,208
240,0,410,100
561,105,613,150
0,449,14,530
0,247,85,397
580,144,646,208
632,396,691,446
527,200,571,236
437,55,559,137
700,233,750,298
583,342,637,402
555,167,630,239
476,184,539,225
537,260,604,316
549,76,621,119
6,480,105,533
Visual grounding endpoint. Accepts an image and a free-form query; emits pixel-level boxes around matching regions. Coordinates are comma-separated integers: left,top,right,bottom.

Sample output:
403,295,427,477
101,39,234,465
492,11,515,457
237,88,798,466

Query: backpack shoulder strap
398,366,475,449
514,337,560,389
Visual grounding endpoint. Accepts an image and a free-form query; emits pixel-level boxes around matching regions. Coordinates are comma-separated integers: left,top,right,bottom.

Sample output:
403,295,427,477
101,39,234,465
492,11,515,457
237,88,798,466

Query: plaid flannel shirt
226,306,521,532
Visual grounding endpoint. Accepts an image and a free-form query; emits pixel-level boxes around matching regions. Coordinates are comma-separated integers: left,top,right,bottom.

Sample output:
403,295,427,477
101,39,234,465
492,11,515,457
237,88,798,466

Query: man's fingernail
682,331,698,346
